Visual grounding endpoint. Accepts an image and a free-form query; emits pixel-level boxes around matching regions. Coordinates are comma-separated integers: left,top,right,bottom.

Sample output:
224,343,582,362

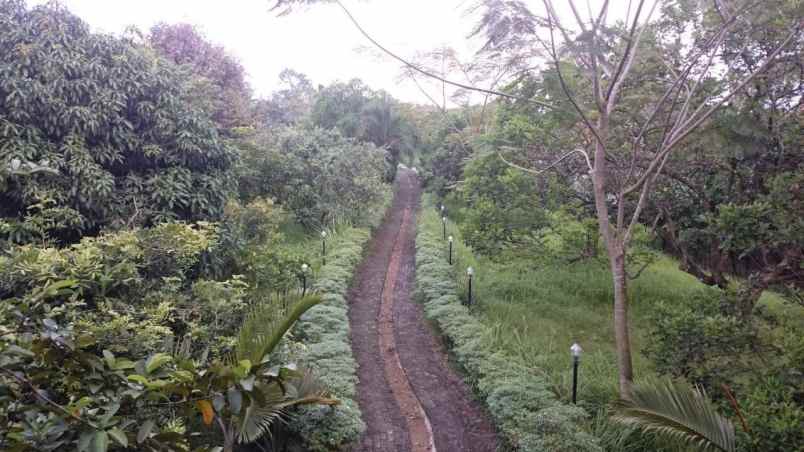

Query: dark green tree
0,1,236,245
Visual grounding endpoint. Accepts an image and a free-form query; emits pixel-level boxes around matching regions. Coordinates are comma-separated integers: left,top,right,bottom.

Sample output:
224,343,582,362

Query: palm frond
237,370,338,445
236,293,322,365
238,403,288,444
610,379,736,452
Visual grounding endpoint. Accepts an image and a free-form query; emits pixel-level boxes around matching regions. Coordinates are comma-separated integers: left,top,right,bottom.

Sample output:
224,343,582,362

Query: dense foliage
148,22,253,132
0,1,237,245
235,126,389,229
0,205,330,451
310,79,419,179
646,290,804,451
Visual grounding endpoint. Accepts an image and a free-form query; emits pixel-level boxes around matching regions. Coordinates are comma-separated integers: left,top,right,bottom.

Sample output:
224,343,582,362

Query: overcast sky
30,0,650,105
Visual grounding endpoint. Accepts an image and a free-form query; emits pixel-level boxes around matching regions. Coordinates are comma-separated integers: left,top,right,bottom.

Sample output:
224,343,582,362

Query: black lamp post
321,230,327,266
466,267,474,306
301,263,309,297
442,215,447,240
571,342,582,404
448,235,453,265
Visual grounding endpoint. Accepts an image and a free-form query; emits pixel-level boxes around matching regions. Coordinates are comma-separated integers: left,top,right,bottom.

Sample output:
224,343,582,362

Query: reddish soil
347,170,498,452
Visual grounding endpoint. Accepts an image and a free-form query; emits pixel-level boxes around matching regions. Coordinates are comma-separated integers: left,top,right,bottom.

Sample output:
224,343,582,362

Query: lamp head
321,230,327,238
467,267,474,276
301,263,309,273
448,235,453,243
571,343,583,358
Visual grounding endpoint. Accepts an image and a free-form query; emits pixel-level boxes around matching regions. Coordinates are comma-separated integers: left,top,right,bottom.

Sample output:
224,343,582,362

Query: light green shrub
287,227,371,450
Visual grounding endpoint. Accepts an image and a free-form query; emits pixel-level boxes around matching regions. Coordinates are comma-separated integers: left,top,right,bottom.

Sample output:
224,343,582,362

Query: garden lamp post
466,267,474,306
442,215,447,240
321,230,327,266
448,236,453,265
571,342,582,404
301,263,309,296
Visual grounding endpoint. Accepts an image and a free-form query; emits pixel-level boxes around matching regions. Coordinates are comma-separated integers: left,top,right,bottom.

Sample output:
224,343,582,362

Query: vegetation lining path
348,169,497,451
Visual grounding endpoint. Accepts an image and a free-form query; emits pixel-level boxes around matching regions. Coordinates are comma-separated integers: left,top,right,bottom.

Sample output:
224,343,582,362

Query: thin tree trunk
610,249,634,397
591,113,634,398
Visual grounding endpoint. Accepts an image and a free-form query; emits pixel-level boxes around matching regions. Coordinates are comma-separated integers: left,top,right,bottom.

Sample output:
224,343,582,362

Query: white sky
29,0,650,105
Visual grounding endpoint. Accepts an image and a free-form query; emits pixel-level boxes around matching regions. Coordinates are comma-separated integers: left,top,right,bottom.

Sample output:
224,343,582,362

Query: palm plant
129,293,337,452
610,379,736,452
220,293,338,451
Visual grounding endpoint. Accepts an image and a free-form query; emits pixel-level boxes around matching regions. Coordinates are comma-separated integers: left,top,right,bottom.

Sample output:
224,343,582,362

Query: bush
645,290,804,451
0,194,375,450
235,126,389,229
415,205,601,451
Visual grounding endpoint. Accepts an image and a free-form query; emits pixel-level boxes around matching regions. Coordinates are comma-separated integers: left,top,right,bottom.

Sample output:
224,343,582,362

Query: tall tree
469,0,801,397
0,1,236,245
311,79,416,179
649,0,804,315
255,68,316,127
148,22,253,131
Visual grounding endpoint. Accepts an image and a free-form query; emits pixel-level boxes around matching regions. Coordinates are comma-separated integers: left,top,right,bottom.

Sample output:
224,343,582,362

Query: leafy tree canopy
0,0,237,245
148,22,253,131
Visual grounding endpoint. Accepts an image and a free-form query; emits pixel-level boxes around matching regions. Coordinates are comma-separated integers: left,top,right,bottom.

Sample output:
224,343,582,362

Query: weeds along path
348,169,497,452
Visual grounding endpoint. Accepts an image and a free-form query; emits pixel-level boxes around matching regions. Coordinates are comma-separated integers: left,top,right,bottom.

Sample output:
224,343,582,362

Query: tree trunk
610,249,634,398
590,114,634,399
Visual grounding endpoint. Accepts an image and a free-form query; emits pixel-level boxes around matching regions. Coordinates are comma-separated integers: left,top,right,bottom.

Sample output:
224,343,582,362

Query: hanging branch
332,0,557,110
497,146,593,176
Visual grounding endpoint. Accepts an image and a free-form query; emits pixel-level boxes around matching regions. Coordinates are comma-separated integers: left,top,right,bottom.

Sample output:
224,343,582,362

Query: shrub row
287,225,371,450
415,207,602,452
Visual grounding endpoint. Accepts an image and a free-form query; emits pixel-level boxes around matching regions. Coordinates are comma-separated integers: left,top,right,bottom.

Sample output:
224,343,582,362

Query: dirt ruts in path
348,169,497,452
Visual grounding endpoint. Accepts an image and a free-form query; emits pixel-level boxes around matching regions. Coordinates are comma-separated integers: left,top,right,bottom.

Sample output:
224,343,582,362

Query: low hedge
286,188,392,450
287,226,370,450
415,208,602,452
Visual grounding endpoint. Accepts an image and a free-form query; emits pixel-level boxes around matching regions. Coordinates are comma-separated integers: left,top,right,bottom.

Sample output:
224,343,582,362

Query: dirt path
347,169,497,452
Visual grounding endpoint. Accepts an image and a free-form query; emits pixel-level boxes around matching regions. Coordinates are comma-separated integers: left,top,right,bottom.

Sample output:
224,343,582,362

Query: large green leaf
107,428,128,448
610,379,735,452
145,353,173,374
137,420,155,444
90,431,109,452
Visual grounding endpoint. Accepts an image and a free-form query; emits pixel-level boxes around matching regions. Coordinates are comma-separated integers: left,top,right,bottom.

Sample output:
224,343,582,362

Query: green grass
425,200,804,416
476,255,707,410
423,196,804,413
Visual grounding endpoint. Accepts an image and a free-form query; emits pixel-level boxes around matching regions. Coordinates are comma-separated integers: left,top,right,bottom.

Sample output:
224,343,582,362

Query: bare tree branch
624,23,802,196
497,146,593,175
333,0,557,109
541,0,606,149
604,0,659,113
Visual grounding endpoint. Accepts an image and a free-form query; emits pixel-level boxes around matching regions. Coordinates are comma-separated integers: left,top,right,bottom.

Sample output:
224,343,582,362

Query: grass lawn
424,203,802,414
474,253,801,411
475,255,677,410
